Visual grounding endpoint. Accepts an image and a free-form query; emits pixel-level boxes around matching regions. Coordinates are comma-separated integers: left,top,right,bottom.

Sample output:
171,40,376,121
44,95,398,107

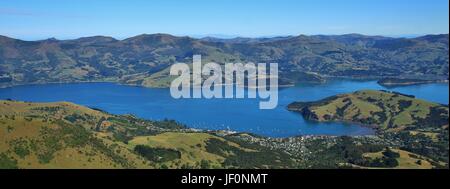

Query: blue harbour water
0,80,448,137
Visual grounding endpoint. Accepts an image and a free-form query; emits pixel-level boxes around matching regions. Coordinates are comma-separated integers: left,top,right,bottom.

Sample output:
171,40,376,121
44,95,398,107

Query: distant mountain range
0,33,448,88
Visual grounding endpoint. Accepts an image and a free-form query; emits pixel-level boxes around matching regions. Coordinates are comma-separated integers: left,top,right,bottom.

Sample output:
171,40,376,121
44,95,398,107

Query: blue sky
0,0,448,40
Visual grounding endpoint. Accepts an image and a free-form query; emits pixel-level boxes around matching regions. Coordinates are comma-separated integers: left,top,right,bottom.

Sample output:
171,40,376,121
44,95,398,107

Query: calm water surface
0,80,448,137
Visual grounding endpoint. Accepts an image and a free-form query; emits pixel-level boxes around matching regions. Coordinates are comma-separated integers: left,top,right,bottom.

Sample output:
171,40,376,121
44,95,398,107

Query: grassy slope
288,90,449,131
128,132,257,168
287,90,449,168
1,96,447,169
361,149,444,169
0,100,292,169
0,101,151,168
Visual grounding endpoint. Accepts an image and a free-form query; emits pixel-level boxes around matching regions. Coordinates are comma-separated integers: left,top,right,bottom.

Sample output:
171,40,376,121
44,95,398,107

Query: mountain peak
415,34,449,44
0,35,19,43
122,33,193,46
124,33,178,41
67,36,118,45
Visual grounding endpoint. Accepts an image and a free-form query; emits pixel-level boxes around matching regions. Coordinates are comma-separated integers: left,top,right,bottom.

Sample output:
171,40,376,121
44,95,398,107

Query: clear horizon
2,32,448,42
1,0,449,40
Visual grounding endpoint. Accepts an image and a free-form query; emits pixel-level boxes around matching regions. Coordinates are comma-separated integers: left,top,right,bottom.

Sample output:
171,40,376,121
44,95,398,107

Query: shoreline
2,76,449,89
0,98,376,139
287,107,379,135
378,79,449,87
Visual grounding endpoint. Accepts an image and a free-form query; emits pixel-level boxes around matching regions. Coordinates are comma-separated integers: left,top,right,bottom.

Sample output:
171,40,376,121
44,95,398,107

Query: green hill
0,98,448,169
0,100,294,169
288,90,449,132
287,91,449,169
